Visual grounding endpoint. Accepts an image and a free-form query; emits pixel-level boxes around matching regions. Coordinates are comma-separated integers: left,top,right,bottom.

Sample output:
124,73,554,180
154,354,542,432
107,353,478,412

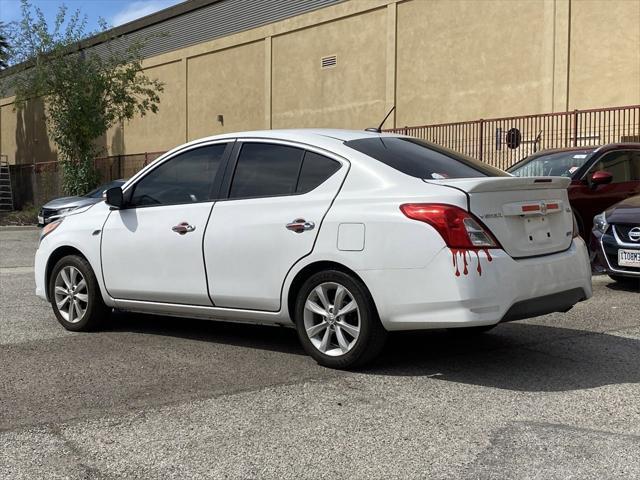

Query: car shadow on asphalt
605,280,640,293
105,312,639,393
367,323,640,392
104,311,307,356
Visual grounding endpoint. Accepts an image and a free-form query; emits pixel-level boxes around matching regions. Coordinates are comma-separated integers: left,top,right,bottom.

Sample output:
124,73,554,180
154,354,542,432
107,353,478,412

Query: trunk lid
426,177,574,258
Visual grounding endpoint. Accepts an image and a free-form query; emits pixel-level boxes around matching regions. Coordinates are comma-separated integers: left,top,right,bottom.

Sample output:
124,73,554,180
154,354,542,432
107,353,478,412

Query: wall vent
321,54,337,69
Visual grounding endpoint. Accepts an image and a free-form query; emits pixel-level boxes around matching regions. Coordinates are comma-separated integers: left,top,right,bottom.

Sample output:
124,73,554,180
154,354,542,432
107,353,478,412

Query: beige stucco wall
396,0,558,126
1,0,639,165
569,0,640,109
119,60,187,154
0,98,58,165
187,41,266,139
272,7,388,129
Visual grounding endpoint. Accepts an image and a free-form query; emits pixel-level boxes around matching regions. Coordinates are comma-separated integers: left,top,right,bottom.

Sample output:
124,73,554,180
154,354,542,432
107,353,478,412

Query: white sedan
35,130,592,368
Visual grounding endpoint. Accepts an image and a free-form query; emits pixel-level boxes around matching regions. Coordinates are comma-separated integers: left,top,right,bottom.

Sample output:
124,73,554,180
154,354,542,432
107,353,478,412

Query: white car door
101,142,231,305
204,141,347,311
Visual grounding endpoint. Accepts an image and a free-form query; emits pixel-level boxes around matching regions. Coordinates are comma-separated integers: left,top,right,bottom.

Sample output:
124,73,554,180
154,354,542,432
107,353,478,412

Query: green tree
0,23,10,69
1,0,164,195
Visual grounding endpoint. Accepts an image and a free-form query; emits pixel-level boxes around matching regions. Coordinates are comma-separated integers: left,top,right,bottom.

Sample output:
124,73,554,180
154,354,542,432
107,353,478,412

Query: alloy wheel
54,266,89,324
303,282,361,356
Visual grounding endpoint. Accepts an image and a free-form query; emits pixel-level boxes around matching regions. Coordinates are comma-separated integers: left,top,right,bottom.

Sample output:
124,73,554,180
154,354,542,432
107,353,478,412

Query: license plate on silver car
618,249,640,267
37,215,44,225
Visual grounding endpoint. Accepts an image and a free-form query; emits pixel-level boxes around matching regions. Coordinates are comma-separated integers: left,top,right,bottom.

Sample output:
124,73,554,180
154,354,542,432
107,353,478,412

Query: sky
1,0,184,31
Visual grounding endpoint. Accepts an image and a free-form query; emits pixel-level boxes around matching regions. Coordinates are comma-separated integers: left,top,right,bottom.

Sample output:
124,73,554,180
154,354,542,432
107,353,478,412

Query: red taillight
400,203,500,249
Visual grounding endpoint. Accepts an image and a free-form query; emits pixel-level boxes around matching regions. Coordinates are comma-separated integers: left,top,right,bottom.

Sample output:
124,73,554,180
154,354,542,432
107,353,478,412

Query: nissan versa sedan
35,130,592,368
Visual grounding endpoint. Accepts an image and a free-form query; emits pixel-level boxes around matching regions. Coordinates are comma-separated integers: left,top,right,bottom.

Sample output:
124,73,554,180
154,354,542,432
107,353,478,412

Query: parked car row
509,143,639,286
508,144,640,237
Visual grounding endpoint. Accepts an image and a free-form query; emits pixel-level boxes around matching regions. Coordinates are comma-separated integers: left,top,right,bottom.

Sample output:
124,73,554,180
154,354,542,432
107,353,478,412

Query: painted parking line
0,266,34,275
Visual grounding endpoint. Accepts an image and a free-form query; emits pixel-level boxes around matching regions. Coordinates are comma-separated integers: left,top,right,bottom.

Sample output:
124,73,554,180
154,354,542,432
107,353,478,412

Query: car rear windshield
344,137,509,179
508,150,593,178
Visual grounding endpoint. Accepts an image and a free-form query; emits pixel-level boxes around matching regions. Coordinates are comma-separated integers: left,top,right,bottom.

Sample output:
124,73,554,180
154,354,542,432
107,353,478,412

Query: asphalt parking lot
1,227,639,479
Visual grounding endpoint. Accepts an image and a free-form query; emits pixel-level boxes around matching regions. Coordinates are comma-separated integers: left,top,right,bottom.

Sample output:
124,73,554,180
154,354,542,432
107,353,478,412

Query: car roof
526,142,640,160
176,129,402,150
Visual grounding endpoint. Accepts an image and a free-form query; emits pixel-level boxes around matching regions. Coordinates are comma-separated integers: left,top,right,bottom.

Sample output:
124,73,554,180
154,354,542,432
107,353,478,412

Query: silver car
38,179,125,226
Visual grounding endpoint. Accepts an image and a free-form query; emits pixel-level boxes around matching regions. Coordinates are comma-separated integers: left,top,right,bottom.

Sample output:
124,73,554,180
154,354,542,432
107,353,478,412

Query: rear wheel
294,270,387,369
49,255,109,331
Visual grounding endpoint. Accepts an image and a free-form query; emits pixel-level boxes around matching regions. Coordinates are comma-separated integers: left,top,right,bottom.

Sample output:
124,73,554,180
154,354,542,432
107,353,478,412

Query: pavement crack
47,424,110,480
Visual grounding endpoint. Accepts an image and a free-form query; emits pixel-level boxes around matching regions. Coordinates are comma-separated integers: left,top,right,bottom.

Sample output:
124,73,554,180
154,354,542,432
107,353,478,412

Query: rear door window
229,143,305,199
344,137,509,179
296,151,341,193
228,143,341,199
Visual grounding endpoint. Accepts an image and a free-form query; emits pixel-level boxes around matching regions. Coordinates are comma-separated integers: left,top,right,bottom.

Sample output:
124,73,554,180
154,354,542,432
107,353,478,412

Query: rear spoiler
423,176,571,193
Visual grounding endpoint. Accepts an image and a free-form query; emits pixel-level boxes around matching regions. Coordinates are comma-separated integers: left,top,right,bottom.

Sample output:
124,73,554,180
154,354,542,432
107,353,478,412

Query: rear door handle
172,222,196,235
286,219,315,233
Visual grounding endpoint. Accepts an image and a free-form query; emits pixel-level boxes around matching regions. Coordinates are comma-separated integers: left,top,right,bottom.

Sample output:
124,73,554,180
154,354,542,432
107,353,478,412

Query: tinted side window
345,137,509,179
590,151,637,183
229,143,305,199
296,152,341,193
130,144,226,207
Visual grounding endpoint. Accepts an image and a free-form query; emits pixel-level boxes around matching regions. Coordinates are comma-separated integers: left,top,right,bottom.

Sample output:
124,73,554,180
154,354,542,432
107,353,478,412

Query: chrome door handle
172,222,196,235
286,219,315,233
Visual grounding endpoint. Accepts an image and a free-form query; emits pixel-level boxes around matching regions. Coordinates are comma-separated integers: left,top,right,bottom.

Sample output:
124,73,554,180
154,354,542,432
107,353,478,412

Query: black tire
294,270,387,369
49,254,110,331
448,324,498,336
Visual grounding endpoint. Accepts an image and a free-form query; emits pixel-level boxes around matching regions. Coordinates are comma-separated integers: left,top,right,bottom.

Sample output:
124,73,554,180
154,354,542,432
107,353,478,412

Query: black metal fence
387,105,640,171
9,151,165,210
6,104,640,210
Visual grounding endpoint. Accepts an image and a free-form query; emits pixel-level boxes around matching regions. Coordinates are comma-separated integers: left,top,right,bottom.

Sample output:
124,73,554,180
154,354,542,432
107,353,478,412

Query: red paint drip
450,248,494,277
473,250,482,275
451,249,461,276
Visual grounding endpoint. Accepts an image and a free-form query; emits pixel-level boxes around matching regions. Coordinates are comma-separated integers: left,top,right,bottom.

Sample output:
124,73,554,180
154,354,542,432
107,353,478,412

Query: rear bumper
500,288,586,323
359,237,592,331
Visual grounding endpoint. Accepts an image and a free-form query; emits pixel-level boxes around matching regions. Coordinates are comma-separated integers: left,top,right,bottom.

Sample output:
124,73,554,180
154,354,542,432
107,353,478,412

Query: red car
508,144,640,237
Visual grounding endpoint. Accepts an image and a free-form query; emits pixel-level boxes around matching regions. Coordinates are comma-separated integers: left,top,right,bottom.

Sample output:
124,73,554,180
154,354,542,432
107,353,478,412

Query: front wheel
49,255,109,331
294,270,387,369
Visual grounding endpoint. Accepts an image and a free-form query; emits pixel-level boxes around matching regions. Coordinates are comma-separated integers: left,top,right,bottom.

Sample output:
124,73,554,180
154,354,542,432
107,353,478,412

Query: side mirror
590,171,613,187
105,187,124,209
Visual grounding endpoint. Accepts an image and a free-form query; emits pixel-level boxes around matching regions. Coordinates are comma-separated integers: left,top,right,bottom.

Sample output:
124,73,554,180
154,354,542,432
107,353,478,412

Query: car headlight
593,212,608,234
40,218,63,243
56,206,79,216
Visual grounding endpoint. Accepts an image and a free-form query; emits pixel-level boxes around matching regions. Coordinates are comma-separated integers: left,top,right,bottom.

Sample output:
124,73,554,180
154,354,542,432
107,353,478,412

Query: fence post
31,159,37,207
478,119,484,161
572,109,579,147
